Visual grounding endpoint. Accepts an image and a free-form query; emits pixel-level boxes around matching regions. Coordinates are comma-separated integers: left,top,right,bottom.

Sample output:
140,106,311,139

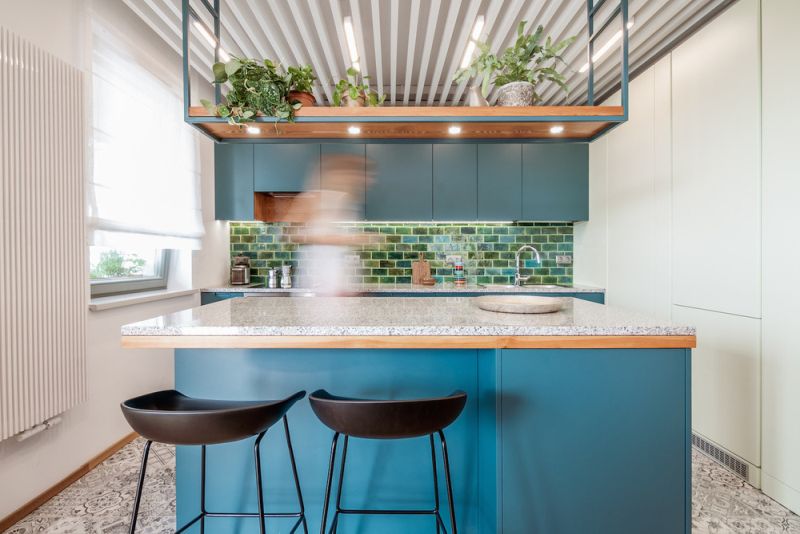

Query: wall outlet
555,255,573,265
445,255,462,265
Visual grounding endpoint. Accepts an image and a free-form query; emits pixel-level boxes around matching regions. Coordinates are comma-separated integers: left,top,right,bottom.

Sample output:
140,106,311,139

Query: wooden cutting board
411,253,431,284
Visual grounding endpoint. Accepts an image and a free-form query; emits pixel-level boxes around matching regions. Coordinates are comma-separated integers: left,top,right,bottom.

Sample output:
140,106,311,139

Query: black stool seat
310,389,467,534
121,389,305,445
120,389,308,534
309,389,466,439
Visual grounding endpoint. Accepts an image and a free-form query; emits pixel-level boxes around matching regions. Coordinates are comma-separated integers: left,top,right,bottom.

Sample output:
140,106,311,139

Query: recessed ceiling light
246,126,261,134
550,125,565,134
448,126,462,135
579,18,634,73
460,15,485,69
347,126,361,135
343,17,361,72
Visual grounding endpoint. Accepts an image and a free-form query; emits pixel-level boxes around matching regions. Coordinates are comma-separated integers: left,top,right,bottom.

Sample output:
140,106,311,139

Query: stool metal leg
200,445,207,534
128,440,152,534
320,432,341,534
430,434,443,534
283,415,308,534
330,435,349,534
254,431,268,534
438,430,458,534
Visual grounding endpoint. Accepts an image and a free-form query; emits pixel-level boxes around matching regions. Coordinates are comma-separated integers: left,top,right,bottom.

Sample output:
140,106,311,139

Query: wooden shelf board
187,105,624,141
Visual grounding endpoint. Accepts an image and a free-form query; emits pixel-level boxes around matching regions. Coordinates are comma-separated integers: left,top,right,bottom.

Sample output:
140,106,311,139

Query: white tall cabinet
671,0,763,477
761,0,800,514
576,0,800,508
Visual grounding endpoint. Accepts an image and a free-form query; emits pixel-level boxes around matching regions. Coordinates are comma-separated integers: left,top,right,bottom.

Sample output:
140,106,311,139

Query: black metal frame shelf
180,0,629,142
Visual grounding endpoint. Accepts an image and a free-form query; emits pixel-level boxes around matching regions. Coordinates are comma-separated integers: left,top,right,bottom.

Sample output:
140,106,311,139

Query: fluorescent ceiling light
459,15,485,69
246,126,261,134
343,16,361,72
347,126,361,135
193,20,231,63
579,18,634,73
448,126,462,135
550,125,565,134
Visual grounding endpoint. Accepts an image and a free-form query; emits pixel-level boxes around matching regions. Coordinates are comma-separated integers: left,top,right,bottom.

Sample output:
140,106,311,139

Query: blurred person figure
286,154,375,295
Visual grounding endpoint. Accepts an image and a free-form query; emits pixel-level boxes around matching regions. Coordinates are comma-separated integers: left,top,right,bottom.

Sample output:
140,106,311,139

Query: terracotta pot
288,91,316,107
495,81,536,106
341,94,366,107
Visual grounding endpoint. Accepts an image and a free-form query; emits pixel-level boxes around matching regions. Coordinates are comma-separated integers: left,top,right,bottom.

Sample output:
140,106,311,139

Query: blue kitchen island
122,296,694,534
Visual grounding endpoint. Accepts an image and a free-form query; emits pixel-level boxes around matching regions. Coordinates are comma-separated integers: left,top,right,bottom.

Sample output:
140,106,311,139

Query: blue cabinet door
214,143,253,221
522,143,589,221
254,144,321,192
433,144,478,220
321,143,367,220
501,348,689,533
478,144,522,220
366,144,433,220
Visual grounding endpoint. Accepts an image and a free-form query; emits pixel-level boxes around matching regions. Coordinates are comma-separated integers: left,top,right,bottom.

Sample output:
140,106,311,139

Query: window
87,14,204,297
89,247,171,297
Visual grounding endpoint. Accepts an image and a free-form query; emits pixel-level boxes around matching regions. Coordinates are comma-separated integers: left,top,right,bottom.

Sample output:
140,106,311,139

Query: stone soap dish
475,295,565,314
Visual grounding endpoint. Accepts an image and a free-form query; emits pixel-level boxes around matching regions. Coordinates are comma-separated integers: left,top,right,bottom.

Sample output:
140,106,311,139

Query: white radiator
0,27,87,441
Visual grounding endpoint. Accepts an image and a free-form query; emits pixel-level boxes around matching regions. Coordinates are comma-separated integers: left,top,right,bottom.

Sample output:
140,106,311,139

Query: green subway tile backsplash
230,222,574,286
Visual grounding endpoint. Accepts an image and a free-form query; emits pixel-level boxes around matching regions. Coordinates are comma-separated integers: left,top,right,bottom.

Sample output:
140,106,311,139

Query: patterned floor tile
5,440,799,533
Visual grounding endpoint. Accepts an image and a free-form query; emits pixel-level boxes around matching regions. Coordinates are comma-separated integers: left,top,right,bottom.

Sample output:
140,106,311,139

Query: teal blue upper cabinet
433,144,477,220
254,144,320,192
321,143,366,220
522,143,589,221
478,144,522,220
366,144,433,220
214,143,253,221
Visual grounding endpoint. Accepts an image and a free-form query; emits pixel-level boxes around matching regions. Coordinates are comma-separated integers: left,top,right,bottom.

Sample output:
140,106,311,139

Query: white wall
761,0,800,514
576,0,765,486
0,0,227,521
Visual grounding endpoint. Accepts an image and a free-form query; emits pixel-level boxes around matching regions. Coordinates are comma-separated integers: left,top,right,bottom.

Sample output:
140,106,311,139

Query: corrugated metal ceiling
123,0,732,106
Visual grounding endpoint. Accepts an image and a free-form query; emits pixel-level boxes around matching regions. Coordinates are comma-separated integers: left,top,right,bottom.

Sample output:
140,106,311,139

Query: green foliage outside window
90,250,146,280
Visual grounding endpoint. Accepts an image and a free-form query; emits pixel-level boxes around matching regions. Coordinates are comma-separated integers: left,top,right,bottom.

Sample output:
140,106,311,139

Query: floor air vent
692,433,749,479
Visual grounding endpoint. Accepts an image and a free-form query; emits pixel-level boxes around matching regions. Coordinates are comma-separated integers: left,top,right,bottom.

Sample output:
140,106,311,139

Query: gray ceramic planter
496,81,535,106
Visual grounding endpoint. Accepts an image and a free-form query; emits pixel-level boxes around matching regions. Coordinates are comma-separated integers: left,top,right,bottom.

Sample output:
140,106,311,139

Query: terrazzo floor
4,438,800,533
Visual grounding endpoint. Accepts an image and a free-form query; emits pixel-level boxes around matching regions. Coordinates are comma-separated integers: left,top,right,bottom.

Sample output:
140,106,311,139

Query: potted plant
287,64,317,107
456,21,576,106
200,57,300,124
332,67,385,107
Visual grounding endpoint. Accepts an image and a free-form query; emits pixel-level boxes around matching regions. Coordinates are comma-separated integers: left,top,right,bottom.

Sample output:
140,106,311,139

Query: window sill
89,288,198,311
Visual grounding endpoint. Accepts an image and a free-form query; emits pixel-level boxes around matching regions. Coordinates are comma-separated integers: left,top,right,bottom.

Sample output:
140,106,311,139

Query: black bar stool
121,389,308,534
309,389,467,534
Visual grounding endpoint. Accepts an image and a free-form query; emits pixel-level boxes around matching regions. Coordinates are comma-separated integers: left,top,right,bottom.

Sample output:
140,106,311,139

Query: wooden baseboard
0,431,138,532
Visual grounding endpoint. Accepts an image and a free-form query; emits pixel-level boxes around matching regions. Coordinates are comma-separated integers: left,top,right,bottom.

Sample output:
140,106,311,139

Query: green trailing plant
455,21,576,102
332,67,385,107
200,57,300,125
287,64,316,93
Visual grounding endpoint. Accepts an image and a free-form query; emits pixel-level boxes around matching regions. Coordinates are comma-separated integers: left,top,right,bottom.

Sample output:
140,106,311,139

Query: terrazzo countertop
122,296,693,338
201,283,605,294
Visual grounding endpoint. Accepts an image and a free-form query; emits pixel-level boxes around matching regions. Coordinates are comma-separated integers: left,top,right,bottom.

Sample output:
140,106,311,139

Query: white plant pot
495,81,535,106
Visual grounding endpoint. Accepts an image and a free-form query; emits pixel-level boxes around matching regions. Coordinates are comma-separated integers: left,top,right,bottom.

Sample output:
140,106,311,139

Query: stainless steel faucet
514,245,541,287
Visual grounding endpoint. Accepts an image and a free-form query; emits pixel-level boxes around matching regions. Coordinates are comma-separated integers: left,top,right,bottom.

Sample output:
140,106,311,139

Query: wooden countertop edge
121,335,696,349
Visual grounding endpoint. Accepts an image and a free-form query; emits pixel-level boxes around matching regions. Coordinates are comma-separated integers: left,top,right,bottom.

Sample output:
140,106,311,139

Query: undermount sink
478,284,560,290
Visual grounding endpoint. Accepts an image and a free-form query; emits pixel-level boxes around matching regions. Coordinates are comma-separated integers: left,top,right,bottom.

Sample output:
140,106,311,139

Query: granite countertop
122,296,692,338
201,283,606,294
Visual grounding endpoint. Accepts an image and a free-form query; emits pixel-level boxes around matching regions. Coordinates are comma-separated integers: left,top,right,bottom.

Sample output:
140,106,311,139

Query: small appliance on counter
267,268,279,288
280,264,292,288
230,255,251,285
